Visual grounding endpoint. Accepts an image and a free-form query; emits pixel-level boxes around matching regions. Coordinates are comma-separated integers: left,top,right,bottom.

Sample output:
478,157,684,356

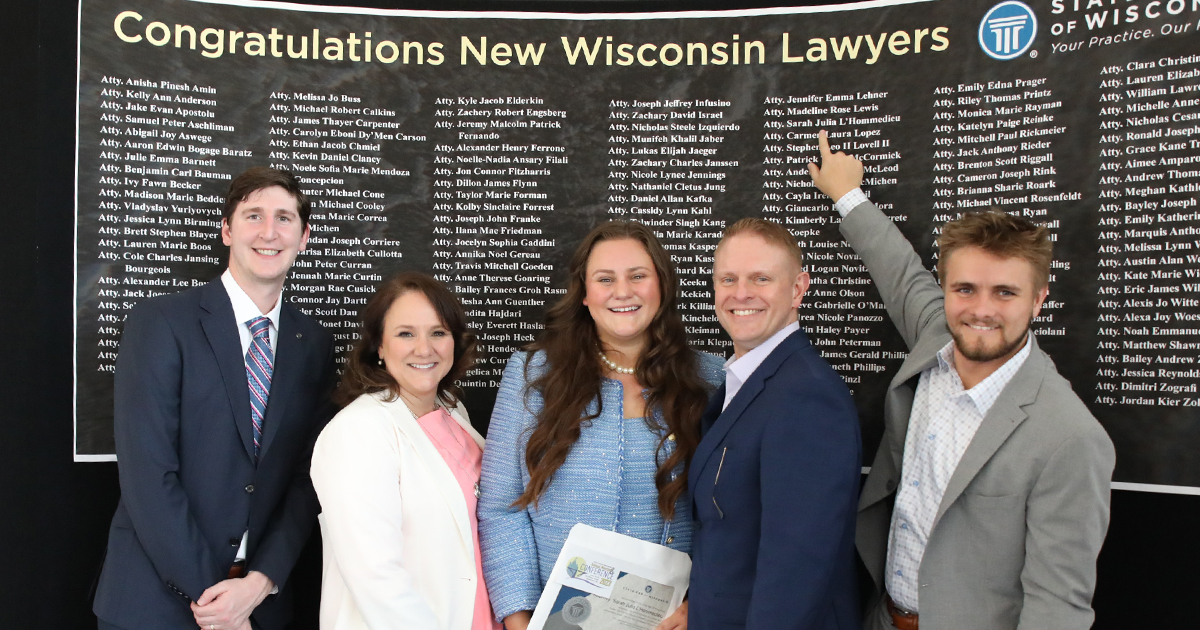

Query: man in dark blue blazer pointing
93,168,335,630
688,218,861,630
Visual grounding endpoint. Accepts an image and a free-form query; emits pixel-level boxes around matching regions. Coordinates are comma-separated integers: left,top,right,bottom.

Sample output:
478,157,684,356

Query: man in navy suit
688,218,862,630
93,167,335,630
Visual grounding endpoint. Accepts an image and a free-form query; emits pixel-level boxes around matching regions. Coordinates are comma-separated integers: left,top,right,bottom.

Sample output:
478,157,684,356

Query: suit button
695,521,702,530
229,538,240,547
886,479,896,492
666,536,675,544
245,484,255,494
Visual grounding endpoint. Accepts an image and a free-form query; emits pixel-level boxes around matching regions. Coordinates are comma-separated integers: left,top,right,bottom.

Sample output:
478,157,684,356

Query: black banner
74,0,1200,491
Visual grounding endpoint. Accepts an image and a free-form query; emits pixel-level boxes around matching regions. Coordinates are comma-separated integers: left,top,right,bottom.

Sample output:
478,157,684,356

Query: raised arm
808,130,947,349
478,352,544,625
113,301,220,600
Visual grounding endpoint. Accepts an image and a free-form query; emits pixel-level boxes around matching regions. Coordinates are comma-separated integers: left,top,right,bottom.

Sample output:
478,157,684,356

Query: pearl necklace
597,347,636,375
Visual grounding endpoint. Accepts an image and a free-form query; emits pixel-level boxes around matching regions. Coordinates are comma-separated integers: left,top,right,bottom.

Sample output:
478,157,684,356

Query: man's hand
190,570,274,630
807,129,865,202
653,600,688,630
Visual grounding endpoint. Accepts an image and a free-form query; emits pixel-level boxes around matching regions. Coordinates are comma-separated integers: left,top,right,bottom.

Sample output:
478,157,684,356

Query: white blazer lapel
381,397,476,556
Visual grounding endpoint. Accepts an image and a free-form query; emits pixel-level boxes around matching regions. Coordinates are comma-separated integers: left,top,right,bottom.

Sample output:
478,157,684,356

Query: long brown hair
515,221,712,519
337,272,476,408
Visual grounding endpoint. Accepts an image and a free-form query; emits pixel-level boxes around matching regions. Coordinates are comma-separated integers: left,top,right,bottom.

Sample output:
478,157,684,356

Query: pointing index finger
818,129,832,160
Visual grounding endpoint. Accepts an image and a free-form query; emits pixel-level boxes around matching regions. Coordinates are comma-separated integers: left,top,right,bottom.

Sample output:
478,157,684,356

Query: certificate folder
529,524,692,630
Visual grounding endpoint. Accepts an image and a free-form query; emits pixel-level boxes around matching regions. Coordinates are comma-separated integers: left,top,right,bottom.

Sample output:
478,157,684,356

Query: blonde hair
717,217,805,271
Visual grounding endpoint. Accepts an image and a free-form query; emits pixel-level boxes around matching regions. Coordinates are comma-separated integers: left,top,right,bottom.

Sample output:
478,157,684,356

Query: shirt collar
936,334,1033,415
724,321,801,383
221,268,283,331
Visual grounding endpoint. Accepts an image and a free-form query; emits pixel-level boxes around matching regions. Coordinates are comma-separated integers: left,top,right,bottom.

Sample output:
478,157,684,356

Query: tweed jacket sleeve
1016,405,1116,629
839,200,948,350
479,351,544,621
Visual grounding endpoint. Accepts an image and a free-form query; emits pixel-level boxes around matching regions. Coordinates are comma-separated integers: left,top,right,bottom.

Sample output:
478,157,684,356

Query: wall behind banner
2,0,1197,628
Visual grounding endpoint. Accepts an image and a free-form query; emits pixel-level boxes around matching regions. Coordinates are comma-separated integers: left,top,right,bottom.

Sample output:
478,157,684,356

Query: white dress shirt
221,269,282,357
723,321,800,411
220,268,283,563
833,187,871,218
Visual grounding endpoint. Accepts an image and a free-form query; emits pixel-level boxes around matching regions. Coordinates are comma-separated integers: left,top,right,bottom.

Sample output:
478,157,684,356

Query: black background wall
2,0,1197,627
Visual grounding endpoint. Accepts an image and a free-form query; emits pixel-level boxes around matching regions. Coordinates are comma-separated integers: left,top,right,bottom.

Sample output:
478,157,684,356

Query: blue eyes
955,287,1017,297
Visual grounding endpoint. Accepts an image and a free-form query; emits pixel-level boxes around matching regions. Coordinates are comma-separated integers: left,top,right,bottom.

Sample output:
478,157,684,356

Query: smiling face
221,185,309,294
713,234,809,358
378,291,455,411
943,245,1048,370
581,238,662,354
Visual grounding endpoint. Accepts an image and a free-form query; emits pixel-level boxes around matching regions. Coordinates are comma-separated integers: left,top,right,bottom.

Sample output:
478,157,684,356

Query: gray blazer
840,201,1115,630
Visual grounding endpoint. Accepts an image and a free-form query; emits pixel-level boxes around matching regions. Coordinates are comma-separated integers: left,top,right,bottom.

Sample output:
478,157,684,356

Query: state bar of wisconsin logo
979,1,1038,60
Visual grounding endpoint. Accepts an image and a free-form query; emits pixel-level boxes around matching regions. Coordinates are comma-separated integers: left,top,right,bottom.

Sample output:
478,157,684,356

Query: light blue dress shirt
886,338,1032,612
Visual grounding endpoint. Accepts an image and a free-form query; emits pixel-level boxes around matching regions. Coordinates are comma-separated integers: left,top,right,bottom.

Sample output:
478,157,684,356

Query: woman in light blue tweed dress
479,221,724,630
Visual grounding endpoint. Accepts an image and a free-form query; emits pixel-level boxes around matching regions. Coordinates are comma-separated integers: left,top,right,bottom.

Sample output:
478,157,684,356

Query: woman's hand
654,600,688,630
504,610,532,630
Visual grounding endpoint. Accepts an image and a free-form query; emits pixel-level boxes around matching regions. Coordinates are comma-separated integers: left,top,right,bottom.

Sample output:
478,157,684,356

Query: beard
951,318,1031,363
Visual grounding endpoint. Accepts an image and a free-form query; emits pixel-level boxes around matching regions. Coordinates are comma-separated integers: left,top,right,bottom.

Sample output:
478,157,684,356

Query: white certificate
529,524,692,630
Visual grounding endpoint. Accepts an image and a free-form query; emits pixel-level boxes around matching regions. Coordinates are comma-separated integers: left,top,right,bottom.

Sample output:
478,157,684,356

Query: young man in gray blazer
808,131,1115,630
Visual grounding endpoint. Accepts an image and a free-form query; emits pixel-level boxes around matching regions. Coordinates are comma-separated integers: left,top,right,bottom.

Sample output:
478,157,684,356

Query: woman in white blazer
311,272,499,630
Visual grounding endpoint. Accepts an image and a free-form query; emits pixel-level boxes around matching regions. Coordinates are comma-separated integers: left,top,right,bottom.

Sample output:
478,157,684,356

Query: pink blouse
415,408,502,630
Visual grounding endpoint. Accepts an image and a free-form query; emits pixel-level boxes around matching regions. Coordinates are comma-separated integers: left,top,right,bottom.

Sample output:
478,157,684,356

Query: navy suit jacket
688,329,861,630
93,278,335,630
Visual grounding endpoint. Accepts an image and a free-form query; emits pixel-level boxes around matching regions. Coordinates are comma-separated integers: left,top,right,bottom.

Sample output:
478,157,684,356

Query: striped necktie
245,316,274,459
